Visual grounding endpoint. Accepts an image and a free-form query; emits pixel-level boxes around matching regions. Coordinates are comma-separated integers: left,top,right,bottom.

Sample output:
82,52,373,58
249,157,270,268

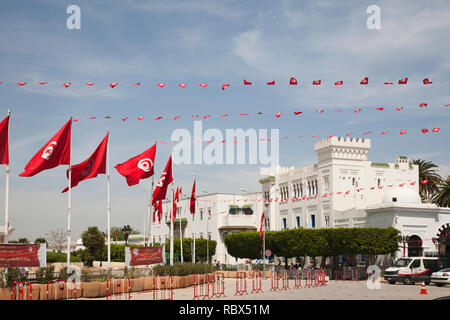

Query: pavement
88,278,450,300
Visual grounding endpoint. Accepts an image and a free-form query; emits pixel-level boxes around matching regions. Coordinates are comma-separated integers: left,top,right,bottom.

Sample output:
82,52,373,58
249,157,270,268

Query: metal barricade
193,274,210,300
270,271,280,291
153,275,174,300
10,281,32,300
47,279,77,300
281,270,290,290
211,272,226,298
106,277,131,300
251,271,263,294
293,269,302,289
235,271,248,296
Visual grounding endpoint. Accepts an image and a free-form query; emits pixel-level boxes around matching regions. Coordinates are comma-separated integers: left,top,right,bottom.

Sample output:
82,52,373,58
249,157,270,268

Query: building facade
152,192,264,264
259,136,450,261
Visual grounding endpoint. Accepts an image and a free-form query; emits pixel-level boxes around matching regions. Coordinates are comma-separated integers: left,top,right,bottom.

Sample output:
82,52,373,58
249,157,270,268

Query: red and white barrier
270,271,280,291
281,270,290,290
193,274,210,300
106,277,131,300
46,279,77,300
293,269,302,289
211,272,226,298
10,281,32,300
251,271,263,294
153,275,174,300
235,271,248,296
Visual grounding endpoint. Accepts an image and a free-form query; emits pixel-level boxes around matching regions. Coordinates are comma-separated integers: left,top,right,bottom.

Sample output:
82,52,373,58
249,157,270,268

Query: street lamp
399,235,410,257
262,185,280,276
122,225,132,246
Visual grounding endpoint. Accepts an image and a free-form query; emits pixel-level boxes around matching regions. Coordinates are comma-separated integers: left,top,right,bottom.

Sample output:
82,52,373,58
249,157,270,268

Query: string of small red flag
190,179,450,205
72,102,449,123
5,77,442,89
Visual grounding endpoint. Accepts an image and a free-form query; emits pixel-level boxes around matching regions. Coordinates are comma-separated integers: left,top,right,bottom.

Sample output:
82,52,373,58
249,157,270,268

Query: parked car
431,268,450,287
384,257,449,285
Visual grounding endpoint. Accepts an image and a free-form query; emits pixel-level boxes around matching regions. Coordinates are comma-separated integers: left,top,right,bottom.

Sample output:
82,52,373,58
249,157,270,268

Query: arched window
408,235,423,257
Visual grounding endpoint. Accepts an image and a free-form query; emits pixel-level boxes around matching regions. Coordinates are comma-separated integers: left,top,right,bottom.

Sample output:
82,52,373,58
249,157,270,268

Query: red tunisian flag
190,179,196,214
0,114,10,164
152,155,173,203
259,211,265,238
19,118,72,177
172,186,180,219
157,199,163,222
115,144,156,186
61,133,108,193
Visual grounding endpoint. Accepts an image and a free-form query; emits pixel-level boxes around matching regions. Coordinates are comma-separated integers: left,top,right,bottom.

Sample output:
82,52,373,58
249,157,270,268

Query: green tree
432,177,450,207
18,238,29,243
34,238,47,244
81,226,105,267
411,159,442,201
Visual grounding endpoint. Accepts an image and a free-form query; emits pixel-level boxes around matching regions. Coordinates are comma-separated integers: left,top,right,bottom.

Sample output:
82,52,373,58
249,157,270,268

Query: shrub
47,251,81,263
35,266,56,284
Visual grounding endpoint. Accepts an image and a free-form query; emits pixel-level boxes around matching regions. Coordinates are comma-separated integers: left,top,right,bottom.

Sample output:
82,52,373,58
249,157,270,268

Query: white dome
382,187,422,205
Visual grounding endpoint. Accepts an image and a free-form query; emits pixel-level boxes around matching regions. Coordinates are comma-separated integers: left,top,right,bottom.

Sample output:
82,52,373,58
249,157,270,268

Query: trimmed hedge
224,227,400,260
47,251,81,263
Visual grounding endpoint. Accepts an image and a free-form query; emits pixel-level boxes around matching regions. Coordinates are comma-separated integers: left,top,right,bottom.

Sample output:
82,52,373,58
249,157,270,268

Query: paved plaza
89,278,450,300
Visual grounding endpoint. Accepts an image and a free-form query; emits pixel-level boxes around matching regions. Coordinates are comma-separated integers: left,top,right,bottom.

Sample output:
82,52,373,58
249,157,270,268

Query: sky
0,0,449,241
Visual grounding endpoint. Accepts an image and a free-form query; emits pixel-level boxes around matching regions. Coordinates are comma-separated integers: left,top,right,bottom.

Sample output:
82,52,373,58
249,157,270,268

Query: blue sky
1,0,449,240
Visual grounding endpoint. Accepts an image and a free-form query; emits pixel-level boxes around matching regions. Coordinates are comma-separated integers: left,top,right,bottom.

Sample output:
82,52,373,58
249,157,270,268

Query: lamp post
400,235,410,257
122,225,132,247
263,185,280,276
203,190,209,264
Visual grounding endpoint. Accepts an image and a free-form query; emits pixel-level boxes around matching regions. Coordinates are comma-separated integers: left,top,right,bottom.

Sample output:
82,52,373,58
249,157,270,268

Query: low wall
0,270,336,300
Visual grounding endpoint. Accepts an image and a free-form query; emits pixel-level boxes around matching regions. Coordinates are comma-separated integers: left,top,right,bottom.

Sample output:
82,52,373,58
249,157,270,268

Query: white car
431,268,450,287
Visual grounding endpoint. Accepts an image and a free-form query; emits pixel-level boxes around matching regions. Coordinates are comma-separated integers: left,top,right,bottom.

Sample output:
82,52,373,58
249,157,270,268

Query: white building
152,192,264,265
259,136,450,262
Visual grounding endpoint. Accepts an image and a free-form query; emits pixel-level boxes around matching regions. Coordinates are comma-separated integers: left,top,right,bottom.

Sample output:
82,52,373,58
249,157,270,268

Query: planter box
174,276,186,288
0,287,10,300
143,277,154,290
82,282,100,298
31,284,41,300
131,278,144,292
98,281,107,297
41,282,80,300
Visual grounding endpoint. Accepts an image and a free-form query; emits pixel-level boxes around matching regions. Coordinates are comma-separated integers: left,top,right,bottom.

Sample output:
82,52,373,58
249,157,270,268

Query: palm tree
411,159,442,201
432,177,450,207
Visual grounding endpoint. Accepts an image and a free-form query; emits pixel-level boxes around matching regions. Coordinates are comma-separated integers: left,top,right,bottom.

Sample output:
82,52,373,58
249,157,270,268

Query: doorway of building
407,235,423,257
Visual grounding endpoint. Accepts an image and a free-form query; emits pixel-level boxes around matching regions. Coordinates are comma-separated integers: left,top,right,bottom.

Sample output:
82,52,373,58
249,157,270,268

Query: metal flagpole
150,176,154,246
4,110,10,243
178,178,183,263
170,182,174,266
67,163,72,267
192,174,196,264
148,141,157,247
106,130,111,271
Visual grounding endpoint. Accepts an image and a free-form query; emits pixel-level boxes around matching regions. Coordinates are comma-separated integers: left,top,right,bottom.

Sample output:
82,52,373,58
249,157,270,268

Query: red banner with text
0,243,46,267
125,246,165,266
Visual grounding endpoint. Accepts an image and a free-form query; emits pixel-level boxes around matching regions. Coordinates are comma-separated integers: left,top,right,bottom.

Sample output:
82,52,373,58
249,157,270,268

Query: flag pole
106,129,111,271
170,181,174,266
192,174,196,264
148,141,156,247
67,121,72,268
178,178,183,263
4,110,10,243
